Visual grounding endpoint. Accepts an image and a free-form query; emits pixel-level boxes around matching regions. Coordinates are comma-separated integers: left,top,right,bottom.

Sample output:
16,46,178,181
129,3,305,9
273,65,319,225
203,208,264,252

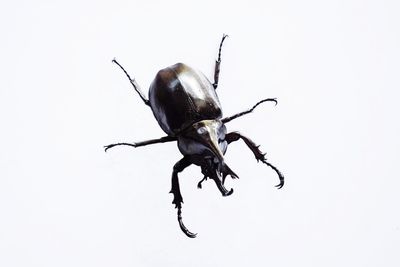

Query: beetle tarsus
177,206,197,238
104,142,137,152
263,160,285,189
226,132,284,189
222,98,278,123
259,156,284,189
112,58,150,106
213,34,229,89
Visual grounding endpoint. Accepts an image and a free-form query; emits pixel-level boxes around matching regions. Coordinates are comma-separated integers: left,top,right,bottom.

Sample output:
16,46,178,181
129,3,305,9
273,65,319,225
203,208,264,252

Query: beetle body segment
149,63,222,136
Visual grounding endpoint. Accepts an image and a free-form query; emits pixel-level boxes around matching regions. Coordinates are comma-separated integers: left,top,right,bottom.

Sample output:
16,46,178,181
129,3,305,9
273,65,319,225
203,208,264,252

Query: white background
1,0,399,266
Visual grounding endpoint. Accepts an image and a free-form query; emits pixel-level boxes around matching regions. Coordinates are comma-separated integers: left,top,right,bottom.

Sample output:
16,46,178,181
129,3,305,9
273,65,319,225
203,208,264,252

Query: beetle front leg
213,34,228,89
170,157,197,238
226,132,284,189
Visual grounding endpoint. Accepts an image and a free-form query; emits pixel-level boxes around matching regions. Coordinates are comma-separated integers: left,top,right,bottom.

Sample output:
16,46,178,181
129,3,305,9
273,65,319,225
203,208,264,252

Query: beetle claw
275,182,284,189
177,207,197,238
197,176,207,189
220,184,234,196
104,144,114,152
225,188,234,196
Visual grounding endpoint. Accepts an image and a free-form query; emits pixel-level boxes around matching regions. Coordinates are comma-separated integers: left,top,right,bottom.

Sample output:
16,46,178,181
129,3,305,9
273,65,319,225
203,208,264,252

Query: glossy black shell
149,63,223,136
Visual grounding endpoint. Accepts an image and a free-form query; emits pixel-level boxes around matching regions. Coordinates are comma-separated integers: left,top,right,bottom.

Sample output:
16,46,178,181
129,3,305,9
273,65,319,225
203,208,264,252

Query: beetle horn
207,134,225,164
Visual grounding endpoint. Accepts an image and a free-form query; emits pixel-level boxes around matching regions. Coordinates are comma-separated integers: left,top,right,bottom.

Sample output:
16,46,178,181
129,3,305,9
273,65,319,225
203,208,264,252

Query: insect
105,34,284,238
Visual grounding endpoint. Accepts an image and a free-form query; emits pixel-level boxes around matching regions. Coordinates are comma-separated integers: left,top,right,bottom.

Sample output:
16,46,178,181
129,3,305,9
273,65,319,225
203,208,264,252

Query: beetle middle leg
170,157,197,238
213,34,228,89
104,136,176,152
222,98,277,123
226,132,284,189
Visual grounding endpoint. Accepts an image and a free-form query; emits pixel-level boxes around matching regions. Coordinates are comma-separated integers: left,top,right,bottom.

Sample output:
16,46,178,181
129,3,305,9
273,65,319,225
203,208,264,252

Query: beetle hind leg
226,132,284,189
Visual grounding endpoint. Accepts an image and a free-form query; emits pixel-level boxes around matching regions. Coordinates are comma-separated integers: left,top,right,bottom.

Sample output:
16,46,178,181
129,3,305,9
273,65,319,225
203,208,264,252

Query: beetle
105,34,284,238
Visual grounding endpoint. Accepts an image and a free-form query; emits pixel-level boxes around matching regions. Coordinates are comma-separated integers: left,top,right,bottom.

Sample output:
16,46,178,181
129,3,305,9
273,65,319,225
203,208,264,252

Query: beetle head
179,119,227,163
178,119,238,184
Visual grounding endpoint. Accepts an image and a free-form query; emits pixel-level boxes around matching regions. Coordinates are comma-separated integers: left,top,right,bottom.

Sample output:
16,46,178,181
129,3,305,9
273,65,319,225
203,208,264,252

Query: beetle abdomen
149,63,222,135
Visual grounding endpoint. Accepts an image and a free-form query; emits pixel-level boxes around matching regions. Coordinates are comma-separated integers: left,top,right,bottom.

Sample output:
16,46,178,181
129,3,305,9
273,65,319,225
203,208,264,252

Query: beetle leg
222,98,277,123
112,58,150,106
226,132,284,189
213,34,228,89
197,175,207,189
104,136,176,152
170,157,197,238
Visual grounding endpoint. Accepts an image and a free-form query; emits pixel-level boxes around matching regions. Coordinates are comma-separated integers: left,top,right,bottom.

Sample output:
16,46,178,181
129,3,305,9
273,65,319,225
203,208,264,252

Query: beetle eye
197,126,207,135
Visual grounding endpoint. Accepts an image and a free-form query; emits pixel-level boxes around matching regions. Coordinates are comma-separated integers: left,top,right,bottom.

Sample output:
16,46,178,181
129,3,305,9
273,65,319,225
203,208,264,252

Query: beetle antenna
222,98,278,123
112,58,150,106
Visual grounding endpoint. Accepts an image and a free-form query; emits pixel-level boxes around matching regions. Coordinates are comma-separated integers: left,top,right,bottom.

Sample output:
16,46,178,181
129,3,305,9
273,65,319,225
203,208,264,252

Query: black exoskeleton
105,34,284,238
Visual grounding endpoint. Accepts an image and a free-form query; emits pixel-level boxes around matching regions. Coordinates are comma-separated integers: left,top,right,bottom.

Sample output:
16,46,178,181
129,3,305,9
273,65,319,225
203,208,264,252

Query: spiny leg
104,136,176,152
170,157,197,238
226,132,284,189
112,58,150,106
213,34,229,89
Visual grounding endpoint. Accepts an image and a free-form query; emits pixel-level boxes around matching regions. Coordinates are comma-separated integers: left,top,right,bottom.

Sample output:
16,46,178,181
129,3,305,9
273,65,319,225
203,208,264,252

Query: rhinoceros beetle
105,34,284,238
